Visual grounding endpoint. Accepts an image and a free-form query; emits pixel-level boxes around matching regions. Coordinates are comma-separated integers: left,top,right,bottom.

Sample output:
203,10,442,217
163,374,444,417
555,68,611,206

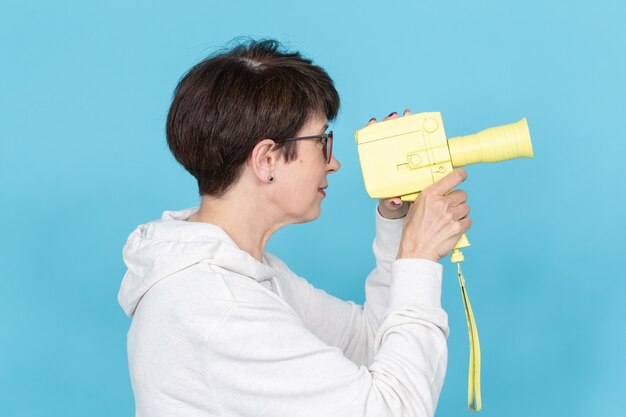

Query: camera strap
457,262,482,412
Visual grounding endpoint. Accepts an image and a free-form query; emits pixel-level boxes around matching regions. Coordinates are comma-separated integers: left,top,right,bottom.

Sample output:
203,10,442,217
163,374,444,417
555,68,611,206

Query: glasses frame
279,131,334,164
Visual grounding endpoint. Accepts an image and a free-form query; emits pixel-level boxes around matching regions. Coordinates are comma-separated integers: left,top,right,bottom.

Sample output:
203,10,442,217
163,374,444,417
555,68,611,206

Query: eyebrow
320,124,329,134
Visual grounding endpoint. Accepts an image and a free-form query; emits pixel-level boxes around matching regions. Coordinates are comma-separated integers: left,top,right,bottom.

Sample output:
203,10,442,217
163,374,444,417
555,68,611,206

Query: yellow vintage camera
355,112,533,262
355,112,534,412
355,112,533,201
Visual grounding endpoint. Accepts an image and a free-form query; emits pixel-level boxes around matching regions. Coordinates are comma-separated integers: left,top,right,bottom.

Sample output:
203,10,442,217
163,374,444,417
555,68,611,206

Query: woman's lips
317,188,326,197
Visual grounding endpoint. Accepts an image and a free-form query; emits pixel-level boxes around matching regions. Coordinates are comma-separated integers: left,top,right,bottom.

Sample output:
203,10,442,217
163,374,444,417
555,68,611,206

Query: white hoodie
119,207,448,417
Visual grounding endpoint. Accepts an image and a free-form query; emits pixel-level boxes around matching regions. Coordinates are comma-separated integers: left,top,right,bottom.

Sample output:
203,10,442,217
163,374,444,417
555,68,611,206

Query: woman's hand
369,109,412,219
397,169,472,262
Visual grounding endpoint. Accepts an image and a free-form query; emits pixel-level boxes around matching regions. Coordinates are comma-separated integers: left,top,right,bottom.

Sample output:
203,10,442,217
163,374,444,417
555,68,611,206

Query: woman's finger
366,108,411,127
445,189,468,206
460,216,473,233
378,197,409,219
450,203,470,221
384,197,404,208
383,111,400,121
424,169,468,197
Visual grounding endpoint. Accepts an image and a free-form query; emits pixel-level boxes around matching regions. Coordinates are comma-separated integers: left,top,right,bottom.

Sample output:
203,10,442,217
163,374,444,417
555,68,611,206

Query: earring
268,175,274,182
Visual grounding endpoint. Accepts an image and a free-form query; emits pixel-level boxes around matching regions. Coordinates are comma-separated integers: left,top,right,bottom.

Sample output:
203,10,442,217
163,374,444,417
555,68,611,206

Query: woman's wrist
396,245,440,263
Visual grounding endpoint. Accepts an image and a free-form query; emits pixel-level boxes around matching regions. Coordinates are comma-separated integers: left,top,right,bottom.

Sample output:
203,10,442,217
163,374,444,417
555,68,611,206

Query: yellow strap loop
457,262,482,412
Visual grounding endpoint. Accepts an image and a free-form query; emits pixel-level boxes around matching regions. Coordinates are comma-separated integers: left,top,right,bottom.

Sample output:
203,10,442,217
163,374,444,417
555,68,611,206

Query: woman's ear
249,139,279,183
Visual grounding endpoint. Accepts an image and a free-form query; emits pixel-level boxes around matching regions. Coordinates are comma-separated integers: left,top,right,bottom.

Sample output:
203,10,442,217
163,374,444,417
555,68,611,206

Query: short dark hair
166,38,340,197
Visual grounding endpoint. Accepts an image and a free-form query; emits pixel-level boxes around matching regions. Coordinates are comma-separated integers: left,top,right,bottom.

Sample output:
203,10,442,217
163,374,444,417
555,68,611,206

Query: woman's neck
187,191,286,262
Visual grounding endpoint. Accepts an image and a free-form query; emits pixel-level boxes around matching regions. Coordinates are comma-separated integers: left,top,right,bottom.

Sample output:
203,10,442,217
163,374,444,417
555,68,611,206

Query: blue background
1,0,624,416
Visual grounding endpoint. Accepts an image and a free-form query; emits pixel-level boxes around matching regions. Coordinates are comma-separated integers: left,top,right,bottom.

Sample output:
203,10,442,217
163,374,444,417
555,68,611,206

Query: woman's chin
290,207,322,225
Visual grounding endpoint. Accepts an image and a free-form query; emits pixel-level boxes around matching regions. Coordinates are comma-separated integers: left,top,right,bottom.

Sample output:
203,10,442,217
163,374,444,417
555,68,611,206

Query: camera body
354,112,533,201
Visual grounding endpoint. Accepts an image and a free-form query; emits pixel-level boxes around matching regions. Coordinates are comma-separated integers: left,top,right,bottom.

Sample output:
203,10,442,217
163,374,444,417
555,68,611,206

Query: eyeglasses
279,131,334,164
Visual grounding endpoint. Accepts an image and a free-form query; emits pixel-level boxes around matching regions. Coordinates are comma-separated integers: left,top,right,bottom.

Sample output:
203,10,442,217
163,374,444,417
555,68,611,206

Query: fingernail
388,112,397,117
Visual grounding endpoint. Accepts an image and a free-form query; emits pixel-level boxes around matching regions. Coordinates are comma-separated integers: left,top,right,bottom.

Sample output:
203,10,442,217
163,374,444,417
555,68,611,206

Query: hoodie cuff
388,258,444,310
373,205,405,262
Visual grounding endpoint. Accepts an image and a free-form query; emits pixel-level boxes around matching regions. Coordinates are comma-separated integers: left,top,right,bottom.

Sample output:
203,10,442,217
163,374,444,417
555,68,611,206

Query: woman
118,39,471,417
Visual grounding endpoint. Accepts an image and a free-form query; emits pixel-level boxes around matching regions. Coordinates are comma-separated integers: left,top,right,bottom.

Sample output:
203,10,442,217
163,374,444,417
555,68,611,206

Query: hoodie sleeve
207,258,448,417
275,205,414,366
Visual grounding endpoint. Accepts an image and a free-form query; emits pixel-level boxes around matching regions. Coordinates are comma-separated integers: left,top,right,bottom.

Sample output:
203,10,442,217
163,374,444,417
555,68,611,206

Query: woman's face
272,114,341,224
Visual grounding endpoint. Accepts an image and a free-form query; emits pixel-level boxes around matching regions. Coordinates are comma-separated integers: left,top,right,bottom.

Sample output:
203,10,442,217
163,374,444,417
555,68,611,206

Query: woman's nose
327,155,341,173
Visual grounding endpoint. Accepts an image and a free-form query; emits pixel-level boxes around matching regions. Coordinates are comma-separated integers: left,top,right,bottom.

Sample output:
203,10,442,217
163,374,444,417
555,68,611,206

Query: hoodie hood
118,208,278,316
